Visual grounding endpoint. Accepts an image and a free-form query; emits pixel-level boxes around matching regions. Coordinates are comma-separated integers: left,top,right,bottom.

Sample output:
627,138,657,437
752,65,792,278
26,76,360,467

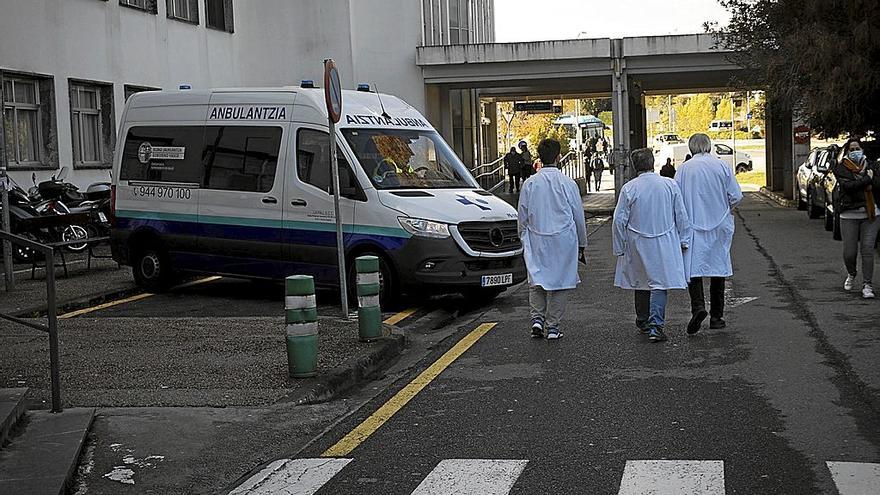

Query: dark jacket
660,163,676,178
504,151,522,174
833,158,880,213
520,150,534,177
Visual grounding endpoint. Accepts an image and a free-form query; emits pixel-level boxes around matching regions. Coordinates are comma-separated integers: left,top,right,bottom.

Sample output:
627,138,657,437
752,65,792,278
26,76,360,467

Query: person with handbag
832,138,880,299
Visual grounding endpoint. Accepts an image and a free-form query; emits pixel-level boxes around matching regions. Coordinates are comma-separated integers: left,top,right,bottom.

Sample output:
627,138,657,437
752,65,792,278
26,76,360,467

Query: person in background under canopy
613,148,692,343
518,138,588,340
675,133,743,334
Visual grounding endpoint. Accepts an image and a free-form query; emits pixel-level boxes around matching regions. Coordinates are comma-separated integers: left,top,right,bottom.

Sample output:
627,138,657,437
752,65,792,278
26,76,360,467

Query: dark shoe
637,325,650,335
648,327,668,342
546,328,563,340
687,309,708,335
709,317,726,329
531,318,544,339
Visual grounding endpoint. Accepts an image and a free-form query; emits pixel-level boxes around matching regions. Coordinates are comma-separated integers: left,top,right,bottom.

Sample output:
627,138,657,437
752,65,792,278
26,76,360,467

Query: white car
655,143,752,174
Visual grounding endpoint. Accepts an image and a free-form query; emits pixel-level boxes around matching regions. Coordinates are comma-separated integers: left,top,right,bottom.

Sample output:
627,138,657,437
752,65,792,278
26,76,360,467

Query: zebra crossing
230,458,880,494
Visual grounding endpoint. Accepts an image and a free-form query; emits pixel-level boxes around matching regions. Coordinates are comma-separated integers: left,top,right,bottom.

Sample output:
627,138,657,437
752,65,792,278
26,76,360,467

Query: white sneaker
863,284,876,299
844,274,856,291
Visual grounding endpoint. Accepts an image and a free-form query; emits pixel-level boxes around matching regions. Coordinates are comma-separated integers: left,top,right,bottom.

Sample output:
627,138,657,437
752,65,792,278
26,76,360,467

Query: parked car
796,147,834,219
655,143,752,173
653,133,683,146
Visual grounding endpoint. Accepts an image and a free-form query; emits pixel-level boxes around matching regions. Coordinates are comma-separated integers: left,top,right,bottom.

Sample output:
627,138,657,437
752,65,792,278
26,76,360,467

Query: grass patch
737,171,766,187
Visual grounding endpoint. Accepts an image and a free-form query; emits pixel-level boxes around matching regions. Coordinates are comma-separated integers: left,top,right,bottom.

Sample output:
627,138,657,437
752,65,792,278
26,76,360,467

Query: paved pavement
230,193,880,494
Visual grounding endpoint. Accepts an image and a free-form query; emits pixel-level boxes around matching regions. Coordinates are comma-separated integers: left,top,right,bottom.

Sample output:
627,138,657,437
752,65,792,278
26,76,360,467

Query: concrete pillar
483,100,499,164
424,84,454,144
628,85,647,150
611,38,630,196
766,103,794,197
790,108,811,199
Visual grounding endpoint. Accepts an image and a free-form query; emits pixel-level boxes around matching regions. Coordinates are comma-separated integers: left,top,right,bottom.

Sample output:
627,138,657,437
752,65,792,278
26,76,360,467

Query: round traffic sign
324,59,343,123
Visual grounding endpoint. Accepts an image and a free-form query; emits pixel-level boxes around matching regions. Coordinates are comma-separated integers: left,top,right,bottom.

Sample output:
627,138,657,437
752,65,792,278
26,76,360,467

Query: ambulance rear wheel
132,244,174,292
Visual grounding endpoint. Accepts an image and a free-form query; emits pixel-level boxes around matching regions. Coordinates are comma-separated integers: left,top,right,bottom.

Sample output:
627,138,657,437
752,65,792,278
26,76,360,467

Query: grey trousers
841,217,880,285
529,285,571,330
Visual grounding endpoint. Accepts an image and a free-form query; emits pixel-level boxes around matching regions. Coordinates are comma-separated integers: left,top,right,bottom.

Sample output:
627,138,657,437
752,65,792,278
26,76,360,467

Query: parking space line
383,307,419,325
57,276,223,319
321,322,497,458
59,293,155,319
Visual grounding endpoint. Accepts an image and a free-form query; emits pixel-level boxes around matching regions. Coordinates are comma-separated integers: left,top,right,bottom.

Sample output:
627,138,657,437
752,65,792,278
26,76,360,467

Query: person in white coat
613,148,692,342
518,138,588,340
675,133,743,334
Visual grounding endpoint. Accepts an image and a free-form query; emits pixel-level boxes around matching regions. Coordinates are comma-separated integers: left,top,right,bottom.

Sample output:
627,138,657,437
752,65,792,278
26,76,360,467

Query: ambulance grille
457,220,521,253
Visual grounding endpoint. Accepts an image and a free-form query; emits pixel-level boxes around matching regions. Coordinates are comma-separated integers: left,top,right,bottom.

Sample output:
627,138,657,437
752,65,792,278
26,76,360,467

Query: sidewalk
0,255,136,317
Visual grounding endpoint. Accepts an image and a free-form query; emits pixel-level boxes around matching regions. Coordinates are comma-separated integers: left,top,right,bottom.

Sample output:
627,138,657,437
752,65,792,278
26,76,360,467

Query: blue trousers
634,289,668,329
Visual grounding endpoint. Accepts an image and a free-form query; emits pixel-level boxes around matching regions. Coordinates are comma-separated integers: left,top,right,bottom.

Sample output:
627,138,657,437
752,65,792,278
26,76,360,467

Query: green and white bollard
356,256,382,342
285,275,318,378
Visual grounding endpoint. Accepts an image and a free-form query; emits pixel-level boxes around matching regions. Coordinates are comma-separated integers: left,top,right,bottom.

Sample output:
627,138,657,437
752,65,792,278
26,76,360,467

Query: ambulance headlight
398,217,450,239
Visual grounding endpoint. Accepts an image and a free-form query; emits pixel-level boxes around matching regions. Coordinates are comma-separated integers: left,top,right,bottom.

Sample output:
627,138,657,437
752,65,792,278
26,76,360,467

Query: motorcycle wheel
62,225,89,252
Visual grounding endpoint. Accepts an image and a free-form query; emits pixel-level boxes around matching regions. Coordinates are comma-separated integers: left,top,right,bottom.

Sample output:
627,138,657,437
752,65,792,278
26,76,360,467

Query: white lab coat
613,172,692,290
675,153,743,278
517,166,588,290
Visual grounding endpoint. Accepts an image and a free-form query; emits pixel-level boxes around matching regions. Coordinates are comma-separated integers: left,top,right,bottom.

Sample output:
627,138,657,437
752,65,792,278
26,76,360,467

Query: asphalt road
237,193,880,494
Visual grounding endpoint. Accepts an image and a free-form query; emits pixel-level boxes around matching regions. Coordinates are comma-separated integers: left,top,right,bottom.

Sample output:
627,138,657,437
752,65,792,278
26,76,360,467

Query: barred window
205,0,233,32
69,82,115,168
166,0,198,23
3,78,42,166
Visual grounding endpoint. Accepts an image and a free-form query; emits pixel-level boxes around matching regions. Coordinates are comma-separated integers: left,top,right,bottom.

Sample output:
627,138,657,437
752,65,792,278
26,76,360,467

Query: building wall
1,0,495,188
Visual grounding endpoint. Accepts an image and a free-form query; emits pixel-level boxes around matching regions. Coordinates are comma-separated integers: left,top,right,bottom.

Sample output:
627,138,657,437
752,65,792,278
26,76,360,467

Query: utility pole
731,92,737,165
1,71,15,291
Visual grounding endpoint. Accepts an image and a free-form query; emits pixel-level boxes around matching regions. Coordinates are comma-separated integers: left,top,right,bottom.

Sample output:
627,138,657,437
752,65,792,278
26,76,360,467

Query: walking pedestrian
675,133,743,334
584,153,594,192
519,141,534,181
518,138,588,340
660,157,676,178
832,137,880,299
504,146,523,193
594,155,605,191
613,148,692,342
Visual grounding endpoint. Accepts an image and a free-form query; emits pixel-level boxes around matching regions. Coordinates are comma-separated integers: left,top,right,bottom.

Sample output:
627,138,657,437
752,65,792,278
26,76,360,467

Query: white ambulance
110,85,526,301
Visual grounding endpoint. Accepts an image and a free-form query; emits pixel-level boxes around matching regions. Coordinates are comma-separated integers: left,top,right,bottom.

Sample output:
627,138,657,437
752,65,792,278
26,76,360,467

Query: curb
11,285,142,319
759,187,796,208
284,324,407,405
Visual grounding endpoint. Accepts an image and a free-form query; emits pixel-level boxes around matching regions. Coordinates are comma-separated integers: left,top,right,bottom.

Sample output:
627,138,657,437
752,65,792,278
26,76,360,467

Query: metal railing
0,230,62,413
471,156,506,192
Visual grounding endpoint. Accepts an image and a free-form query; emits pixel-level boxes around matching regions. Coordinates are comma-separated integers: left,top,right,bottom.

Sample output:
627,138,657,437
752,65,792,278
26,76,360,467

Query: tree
675,94,715,136
709,0,880,135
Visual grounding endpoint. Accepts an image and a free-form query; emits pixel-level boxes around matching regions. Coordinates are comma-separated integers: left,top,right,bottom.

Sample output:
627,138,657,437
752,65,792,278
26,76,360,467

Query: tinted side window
120,126,205,183
203,126,282,192
296,128,355,194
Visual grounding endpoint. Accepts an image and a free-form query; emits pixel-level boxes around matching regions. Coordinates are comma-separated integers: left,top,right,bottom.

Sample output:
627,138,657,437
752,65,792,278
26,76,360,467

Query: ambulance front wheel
132,244,174,292
348,251,397,307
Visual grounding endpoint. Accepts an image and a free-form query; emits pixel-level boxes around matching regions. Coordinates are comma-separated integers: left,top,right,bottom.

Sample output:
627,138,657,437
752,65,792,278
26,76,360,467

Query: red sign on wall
794,125,811,145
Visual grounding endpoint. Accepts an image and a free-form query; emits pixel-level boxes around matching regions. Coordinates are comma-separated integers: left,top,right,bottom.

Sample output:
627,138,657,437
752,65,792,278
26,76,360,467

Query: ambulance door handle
290,199,308,207
261,197,278,205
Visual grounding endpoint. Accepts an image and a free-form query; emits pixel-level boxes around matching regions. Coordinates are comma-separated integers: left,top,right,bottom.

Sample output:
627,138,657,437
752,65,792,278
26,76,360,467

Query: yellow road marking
59,293,154,319
58,276,223,319
383,307,418,325
321,322,497,458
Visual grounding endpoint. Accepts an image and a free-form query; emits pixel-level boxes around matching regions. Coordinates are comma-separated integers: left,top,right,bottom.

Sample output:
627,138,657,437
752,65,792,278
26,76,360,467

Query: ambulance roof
124,86,432,130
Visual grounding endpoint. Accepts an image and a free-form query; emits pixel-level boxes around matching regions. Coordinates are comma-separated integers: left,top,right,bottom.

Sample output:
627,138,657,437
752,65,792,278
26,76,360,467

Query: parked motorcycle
31,168,111,251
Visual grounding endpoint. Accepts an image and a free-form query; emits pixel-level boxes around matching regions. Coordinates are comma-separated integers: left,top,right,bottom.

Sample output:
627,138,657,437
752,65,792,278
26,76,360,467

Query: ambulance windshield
342,129,477,190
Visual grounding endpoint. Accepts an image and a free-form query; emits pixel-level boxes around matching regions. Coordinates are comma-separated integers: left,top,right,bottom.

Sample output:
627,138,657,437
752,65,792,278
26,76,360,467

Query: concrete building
1,0,495,187
2,0,804,200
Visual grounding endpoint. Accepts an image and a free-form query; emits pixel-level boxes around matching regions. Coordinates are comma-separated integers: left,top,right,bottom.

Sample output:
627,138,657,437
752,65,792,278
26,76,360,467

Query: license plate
98,212,108,223
481,273,513,287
